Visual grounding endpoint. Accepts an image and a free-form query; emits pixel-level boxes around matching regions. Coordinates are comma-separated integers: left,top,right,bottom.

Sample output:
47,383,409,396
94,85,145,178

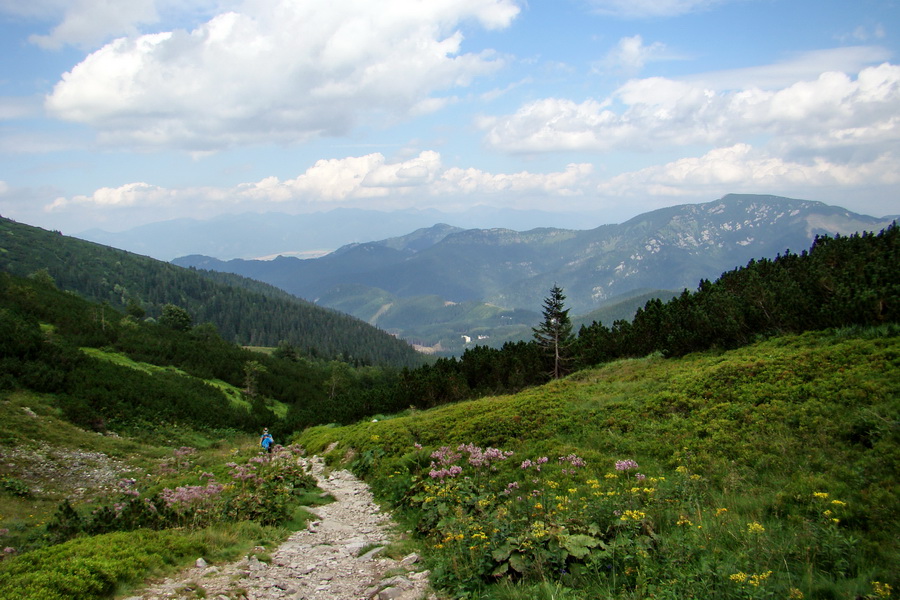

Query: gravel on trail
125,456,435,600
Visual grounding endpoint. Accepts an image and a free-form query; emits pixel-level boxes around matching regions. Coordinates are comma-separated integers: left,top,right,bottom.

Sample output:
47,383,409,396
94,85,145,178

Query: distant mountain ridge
175,194,894,316
77,207,596,261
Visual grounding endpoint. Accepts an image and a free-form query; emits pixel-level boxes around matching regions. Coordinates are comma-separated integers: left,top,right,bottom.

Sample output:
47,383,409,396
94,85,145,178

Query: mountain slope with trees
175,194,894,353
0,216,424,368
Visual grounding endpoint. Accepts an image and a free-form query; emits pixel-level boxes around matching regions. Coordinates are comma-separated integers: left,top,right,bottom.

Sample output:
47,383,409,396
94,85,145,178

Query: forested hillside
0,216,424,368
384,224,899,406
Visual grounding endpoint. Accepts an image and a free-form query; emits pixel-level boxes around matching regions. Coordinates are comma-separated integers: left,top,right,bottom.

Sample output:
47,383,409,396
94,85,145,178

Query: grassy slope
0,388,316,600
80,347,289,418
297,328,899,597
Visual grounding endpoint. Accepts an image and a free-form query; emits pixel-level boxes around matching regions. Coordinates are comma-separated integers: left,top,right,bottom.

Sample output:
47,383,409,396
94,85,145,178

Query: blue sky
0,0,898,235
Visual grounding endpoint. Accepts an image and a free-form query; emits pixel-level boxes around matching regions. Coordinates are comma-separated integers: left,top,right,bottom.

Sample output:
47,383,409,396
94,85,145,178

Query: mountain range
76,206,598,262
173,194,895,354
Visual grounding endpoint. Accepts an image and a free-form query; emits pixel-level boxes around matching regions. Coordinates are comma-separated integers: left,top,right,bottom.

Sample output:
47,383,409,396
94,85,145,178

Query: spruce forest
0,220,897,599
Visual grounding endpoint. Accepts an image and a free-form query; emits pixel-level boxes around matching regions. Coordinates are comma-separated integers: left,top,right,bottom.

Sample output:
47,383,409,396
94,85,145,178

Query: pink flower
615,459,639,471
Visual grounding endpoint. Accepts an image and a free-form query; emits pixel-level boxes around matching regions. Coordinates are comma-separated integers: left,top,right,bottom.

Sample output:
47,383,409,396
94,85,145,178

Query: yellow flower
604,473,617,479
748,571,773,587
746,521,765,534
831,499,847,507
677,515,693,527
675,465,688,474
813,491,829,499
872,581,892,598
730,572,748,583
788,587,804,599
620,510,646,521
715,507,728,517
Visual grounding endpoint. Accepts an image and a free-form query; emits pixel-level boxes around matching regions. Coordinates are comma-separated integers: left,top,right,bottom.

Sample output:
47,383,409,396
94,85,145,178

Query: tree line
377,224,899,408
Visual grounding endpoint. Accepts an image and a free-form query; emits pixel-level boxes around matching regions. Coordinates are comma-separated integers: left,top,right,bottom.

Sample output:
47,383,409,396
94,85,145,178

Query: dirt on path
125,456,434,600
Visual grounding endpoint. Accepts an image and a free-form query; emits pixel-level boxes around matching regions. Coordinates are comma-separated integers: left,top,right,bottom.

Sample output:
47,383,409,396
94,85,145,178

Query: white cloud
598,35,673,74
596,144,900,198
28,0,160,50
482,61,900,156
48,181,173,210
437,162,593,196
585,0,724,18
42,150,595,218
0,0,227,49
44,0,521,150
685,46,892,90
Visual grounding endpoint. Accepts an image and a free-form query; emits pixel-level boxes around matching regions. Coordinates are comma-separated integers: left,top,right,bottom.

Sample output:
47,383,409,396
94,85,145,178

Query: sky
0,0,898,236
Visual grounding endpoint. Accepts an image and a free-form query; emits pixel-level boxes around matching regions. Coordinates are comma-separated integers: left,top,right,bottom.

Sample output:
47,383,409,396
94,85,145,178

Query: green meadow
298,327,899,599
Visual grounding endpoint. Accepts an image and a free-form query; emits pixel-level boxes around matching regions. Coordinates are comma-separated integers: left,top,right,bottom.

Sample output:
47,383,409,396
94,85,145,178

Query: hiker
260,428,274,453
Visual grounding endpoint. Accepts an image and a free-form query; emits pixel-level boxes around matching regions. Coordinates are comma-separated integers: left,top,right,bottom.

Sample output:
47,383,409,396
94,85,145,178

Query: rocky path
126,457,434,600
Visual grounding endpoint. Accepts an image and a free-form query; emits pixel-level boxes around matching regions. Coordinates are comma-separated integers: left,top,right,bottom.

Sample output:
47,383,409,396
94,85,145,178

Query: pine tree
533,284,574,379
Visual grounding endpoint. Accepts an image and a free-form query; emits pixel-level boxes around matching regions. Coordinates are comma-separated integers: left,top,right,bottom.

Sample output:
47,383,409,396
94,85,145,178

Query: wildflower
746,522,765,534
789,587,804,599
635,473,646,481
604,473,617,479
414,443,423,450
558,453,586,468
872,581,892,598
748,571,773,587
831,499,847,507
620,510,646,521
431,446,462,466
615,459,639,471
729,572,748,583
715,507,728,517
812,491,829,499
677,515,693,527
675,465,688,474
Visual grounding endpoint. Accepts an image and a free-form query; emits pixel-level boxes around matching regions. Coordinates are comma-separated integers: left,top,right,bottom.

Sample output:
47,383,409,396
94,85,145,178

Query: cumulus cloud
48,181,174,210
43,150,595,218
596,144,900,198
43,0,520,150
482,61,900,157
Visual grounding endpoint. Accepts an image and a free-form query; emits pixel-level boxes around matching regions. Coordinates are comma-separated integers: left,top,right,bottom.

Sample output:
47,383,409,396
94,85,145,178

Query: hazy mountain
175,194,893,310
76,207,597,261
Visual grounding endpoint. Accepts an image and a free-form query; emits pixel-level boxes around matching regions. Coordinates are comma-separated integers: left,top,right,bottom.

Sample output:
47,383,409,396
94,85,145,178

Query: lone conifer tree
533,284,574,379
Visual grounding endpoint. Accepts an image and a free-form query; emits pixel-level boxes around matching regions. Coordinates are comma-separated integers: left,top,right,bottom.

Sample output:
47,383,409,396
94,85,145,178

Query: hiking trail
125,456,434,600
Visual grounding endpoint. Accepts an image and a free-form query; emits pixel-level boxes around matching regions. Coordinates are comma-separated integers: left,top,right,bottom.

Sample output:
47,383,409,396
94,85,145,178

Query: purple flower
430,446,462,466
615,459,639,471
635,473,646,481
558,454,586,468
